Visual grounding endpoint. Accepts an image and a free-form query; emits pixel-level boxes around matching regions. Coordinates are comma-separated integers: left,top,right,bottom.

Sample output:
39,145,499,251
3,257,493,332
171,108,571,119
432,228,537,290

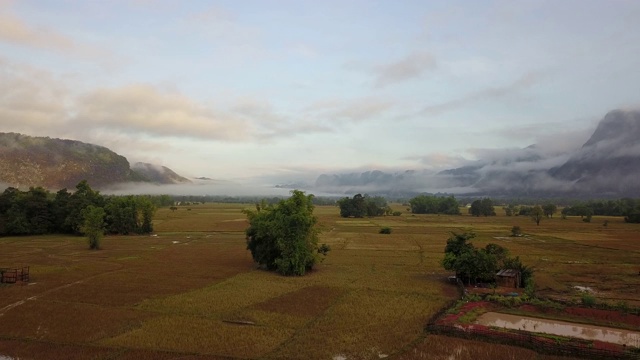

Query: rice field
0,202,638,359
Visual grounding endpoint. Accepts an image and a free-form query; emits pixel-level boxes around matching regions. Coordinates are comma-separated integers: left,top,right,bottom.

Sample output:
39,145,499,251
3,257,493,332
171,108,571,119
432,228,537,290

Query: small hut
496,269,520,288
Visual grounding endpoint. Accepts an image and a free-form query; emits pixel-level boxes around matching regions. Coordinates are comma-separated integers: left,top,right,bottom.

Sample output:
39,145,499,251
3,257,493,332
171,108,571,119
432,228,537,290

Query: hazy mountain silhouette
311,109,640,198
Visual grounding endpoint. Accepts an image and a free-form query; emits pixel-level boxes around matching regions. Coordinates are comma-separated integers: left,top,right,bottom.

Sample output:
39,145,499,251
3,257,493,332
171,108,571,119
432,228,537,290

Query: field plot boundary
425,323,640,360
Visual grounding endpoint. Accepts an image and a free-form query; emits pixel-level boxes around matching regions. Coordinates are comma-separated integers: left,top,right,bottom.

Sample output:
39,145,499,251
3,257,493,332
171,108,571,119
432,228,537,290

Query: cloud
0,6,110,61
0,59,70,134
74,84,251,141
418,71,543,116
373,51,436,87
403,152,468,170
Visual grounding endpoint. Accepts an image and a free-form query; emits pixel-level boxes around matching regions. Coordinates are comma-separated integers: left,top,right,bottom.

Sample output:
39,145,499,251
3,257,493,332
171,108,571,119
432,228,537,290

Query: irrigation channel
476,312,640,347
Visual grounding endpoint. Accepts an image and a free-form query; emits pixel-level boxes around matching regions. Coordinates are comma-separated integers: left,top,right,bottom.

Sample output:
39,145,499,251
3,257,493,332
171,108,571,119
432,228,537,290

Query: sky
2,0,640,188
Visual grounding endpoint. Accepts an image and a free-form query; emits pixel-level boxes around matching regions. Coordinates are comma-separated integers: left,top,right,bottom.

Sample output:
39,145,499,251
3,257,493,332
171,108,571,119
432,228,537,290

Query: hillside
0,133,185,190
132,162,191,185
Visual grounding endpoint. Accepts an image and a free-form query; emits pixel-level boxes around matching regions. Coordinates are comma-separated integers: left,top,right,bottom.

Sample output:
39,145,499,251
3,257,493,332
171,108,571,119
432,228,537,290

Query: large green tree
469,198,496,217
244,190,328,276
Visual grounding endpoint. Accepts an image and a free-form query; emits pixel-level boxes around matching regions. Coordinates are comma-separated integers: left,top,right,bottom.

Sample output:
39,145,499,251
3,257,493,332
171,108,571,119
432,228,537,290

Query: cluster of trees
504,203,557,218
244,190,330,276
562,199,640,223
442,232,533,287
469,198,495,217
0,181,157,241
337,194,389,218
408,195,460,215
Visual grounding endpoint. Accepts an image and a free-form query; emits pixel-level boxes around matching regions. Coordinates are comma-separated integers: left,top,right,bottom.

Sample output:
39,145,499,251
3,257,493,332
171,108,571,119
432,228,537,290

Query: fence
0,266,29,284
425,323,640,360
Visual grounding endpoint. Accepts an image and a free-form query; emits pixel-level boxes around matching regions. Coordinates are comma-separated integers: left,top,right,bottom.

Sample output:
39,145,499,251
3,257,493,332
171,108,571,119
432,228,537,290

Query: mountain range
1,108,639,198
306,109,640,198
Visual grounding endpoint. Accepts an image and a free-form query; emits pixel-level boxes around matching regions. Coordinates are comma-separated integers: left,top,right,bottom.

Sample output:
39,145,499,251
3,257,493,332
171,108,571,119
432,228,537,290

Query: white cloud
74,84,250,141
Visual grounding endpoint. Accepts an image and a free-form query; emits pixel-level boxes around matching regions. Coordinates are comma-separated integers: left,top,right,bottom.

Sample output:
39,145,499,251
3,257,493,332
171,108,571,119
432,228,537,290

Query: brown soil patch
253,285,345,317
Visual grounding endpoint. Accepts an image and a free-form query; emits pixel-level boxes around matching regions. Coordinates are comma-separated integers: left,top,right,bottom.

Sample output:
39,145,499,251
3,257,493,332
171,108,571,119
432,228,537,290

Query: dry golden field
0,202,638,359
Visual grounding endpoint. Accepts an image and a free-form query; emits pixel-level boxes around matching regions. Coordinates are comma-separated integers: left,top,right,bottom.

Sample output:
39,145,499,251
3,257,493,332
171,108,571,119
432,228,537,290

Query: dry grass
0,202,638,359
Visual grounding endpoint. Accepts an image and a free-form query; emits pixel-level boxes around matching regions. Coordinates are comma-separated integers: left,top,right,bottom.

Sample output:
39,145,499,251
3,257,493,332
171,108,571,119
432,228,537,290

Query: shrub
581,293,597,307
379,227,392,234
510,226,522,237
392,211,402,216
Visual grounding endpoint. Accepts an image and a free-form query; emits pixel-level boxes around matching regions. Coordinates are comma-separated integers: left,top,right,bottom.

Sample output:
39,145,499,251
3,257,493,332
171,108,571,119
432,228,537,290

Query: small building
496,269,521,288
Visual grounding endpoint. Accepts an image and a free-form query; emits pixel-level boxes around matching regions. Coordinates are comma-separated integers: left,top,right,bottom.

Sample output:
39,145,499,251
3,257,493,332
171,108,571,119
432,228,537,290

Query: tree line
561,199,640,223
0,180,161,237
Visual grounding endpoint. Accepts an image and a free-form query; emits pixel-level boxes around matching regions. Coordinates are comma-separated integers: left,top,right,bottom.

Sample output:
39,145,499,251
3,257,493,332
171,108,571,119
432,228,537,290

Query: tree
82,205,105,250
542,203,557,218
469,198,495,217
409,195,460,215
65,180,105,234
244,190,328,276
510,226,522,237
531,205,544,226
337,194,387,218
503,204,517,216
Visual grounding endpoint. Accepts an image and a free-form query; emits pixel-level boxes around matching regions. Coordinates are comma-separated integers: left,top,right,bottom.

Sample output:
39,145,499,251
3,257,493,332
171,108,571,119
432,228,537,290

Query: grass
0,203,638,359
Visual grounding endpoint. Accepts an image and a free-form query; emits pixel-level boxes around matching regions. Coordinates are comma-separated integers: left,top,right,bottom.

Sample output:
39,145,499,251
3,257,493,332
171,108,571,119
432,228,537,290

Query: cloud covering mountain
304,109,640,198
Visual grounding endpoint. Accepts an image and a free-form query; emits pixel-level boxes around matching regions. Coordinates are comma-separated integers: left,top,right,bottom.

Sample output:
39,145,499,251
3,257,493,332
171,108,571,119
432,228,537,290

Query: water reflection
476,312,640,347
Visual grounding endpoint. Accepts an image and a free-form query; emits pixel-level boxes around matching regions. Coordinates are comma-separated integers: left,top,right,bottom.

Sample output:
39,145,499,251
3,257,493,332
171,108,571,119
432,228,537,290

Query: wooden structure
0,266,29,284
496,268,520,288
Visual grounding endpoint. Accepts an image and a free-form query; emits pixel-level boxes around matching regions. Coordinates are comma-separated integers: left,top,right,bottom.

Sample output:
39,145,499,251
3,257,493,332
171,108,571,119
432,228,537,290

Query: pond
476,312,640,347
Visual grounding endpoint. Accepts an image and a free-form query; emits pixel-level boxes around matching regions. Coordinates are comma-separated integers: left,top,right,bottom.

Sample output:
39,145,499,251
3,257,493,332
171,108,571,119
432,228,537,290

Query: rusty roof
496,269,520,277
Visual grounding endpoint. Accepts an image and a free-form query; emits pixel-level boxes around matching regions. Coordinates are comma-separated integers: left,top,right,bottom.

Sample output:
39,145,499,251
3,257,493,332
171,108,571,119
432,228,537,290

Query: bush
379,227,392,234
392,211,402,216
510,226,522,237
581,293,597,307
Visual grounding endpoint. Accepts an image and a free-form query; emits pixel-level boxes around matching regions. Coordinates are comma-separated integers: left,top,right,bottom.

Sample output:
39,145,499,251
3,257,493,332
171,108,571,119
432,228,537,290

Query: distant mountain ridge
132,162,191,185
0,133,189,190
310,109,640,198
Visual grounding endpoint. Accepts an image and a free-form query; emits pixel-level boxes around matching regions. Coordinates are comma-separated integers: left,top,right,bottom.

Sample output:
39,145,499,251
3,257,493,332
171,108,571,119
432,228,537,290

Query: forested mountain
0,133,188,190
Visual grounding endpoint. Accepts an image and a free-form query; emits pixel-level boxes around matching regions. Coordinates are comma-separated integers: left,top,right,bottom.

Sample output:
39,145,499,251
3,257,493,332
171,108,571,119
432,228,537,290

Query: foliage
560,198,640,222
81,205,105,250
581,293,597,307
442,232,507,284
502,256,534,288
530,205,544,225
408,195,460,215
0,181,157,236
337,194,387,218
392,211,402,216
379,227,392,234
510,226,522,237
442,231,533,287
503,204,518,216
542,203,557,218
469,198,495,217
244,190,327,276
104,196,156,235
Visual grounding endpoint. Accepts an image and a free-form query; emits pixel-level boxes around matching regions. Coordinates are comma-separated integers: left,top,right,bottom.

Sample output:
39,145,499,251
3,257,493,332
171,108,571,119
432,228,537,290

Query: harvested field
0,203,638,359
